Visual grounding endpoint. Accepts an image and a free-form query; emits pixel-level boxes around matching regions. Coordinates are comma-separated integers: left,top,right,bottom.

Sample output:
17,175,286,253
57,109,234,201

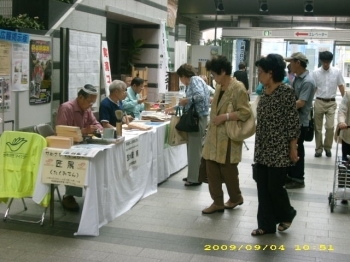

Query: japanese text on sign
0,29,30,44
41,148,89,187
125,137,139,169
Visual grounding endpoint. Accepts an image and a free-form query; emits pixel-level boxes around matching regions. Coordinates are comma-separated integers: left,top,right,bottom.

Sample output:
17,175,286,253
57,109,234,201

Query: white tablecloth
33,123,187,236
155,122,187,183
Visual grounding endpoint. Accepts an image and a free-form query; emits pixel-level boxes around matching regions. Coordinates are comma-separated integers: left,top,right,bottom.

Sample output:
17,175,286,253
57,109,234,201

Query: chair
0,131,48,225
33,124,65,215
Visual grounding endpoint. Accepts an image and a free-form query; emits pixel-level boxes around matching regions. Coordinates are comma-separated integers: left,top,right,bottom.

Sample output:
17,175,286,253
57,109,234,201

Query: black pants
256,164,296,233
342,140,350,161
288,126,306,182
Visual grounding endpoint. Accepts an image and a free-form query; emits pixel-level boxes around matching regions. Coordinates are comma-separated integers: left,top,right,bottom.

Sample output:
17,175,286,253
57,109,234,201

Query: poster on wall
68,30,101,108
29,39,52,105
0,41,11,75
11,43,30,91
0,76,11,111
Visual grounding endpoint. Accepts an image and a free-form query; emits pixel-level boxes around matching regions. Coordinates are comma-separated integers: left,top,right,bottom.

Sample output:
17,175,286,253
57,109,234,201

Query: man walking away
313,51,345,158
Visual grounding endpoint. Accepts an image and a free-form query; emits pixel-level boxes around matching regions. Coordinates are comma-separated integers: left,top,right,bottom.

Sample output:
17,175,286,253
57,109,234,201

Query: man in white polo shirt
313,51,345,157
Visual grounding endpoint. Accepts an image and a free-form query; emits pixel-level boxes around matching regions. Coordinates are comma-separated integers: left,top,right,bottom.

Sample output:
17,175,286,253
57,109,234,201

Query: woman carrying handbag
166,64,210,186
201,56,251,214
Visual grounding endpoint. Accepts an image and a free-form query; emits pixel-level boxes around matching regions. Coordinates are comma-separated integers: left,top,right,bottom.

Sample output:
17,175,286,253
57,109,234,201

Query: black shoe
315,152,322,157
285,181,305,189
325,150,332,157
182,178,187,181
285,176,293,184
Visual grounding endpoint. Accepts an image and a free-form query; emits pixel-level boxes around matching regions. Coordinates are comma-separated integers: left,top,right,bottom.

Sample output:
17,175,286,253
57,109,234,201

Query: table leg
50,184,54,226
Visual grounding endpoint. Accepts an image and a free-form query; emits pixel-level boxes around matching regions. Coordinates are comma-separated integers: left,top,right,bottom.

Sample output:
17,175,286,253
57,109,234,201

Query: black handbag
175,98,199,132
304,107,314,142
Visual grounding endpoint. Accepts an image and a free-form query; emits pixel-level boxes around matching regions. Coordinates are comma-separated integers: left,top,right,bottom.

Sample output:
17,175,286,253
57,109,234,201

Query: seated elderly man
56,84,102,211
123,77,147,119
99,80,132,128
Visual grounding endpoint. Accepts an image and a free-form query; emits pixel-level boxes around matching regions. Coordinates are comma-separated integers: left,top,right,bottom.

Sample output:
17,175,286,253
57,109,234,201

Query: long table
33,122,187,236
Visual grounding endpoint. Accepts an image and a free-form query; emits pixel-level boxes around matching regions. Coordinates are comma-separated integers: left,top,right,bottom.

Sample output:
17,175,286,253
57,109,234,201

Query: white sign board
101,41,112,96
125,137,139,169
41,147,89,187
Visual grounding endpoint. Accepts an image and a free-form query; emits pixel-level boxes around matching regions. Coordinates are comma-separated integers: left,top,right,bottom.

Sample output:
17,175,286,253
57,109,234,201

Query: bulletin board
0,30,52,132
68,29,101,109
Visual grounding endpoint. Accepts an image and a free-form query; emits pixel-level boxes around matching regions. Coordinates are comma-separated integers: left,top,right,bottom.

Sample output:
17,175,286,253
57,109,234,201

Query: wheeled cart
328,128,350,212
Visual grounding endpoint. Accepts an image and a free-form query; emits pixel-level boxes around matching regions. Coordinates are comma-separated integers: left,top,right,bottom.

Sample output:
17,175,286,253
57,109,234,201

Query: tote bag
168,108,188,146
226,102,256,141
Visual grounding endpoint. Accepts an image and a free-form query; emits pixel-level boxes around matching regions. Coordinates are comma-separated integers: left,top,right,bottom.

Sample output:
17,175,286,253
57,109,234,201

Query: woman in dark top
252,54,300,236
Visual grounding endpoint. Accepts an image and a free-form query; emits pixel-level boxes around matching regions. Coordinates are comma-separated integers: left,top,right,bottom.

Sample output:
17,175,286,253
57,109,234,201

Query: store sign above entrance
294,31,328,38
0,29,29,44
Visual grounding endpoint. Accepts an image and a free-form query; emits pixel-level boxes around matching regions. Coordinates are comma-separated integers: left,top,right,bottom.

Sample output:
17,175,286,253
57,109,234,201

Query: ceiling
178,0,350,31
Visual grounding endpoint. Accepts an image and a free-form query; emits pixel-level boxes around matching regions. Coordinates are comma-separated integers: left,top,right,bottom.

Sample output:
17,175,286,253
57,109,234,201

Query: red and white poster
101,41,112,96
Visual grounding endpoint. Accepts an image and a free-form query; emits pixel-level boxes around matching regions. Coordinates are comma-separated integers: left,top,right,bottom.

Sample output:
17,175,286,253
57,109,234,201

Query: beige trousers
314,99,337,153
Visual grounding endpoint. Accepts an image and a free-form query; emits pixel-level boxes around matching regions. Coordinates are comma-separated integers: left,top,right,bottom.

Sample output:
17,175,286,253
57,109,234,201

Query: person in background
252,54,299,236
201,56,249,214
166,64,210,186
337,90,350,204
284,52,316,189
287,64,295,85
199,74,215,103
234,62,250,100
56,84,102,211
313,51,345,158
123,75,132,87
99,80,133,128
123,77,146,119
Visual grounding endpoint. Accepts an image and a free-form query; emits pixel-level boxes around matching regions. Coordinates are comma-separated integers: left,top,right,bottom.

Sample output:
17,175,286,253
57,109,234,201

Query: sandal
278,222,291,232
278,210,297,232
251,228,268,236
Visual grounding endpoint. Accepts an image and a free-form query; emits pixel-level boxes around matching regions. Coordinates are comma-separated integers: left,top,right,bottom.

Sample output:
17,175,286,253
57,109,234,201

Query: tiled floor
1,96,350,262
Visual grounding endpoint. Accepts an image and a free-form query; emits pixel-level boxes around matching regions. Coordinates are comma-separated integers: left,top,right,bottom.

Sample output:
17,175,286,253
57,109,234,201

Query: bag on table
225,102,256,141
175,98,199,133
304,107,314,142
168,107,188,146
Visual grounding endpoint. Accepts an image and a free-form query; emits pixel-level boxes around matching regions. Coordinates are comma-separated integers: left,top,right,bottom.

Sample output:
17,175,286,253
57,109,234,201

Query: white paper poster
68,30,101,106
158,20,169,93
0,76,11,111
11,42,30,91
125,137,139,169
101,41,112,96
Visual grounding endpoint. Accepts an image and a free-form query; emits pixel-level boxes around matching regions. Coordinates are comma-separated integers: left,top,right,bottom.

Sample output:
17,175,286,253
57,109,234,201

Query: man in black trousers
234,62,249,100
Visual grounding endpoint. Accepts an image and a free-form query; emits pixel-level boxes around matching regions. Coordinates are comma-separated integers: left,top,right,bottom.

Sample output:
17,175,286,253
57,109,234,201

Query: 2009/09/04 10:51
203,244,335,251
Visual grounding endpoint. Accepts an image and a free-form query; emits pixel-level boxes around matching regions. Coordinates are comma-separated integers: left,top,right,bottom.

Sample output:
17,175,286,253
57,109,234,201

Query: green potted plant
0,14,45,30
127,37,145,73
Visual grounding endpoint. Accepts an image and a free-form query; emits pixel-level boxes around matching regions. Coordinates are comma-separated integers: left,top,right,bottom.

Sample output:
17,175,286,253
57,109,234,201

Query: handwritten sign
41,148,89,187
125,137,139,169
101,41,112,96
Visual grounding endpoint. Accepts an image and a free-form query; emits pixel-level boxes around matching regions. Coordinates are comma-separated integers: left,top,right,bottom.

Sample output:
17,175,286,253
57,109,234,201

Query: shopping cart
328,127,350,212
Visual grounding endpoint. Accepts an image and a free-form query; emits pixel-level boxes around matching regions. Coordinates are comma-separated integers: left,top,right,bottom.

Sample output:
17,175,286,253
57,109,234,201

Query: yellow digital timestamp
204,244,286,251
294,245,334,251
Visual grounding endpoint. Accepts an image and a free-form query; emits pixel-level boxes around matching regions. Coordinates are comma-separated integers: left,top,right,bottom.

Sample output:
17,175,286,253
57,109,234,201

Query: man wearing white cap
284,52,316,189
56,84,102,211
313,51,345,158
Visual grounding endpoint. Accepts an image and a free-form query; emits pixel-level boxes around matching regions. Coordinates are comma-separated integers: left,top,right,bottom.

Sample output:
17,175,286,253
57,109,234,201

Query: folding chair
33,124,65,215
0,131,48,225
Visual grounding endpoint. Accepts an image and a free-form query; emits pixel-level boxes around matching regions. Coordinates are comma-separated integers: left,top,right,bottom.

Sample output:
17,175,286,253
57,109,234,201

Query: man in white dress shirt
313,51,345,157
